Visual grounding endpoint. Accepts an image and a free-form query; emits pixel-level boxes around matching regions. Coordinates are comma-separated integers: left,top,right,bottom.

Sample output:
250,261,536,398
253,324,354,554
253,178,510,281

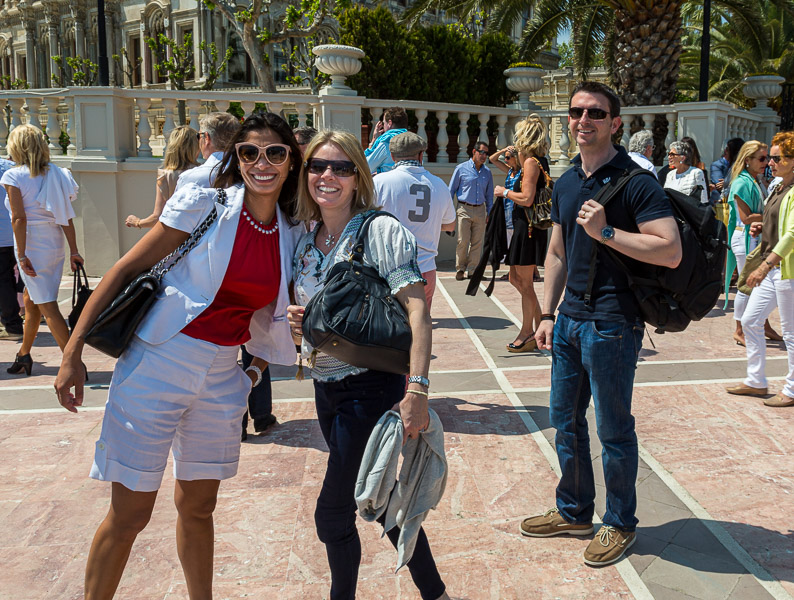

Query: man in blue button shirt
364,107,408,174
0,156,23,340
449,141,494,280
519,81,682,567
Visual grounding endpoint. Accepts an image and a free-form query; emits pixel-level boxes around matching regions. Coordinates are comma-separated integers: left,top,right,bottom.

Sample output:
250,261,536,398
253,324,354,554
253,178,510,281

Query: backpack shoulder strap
583,168,656,307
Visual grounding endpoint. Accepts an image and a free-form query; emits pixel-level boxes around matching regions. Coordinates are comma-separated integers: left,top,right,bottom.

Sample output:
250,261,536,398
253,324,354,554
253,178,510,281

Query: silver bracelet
245,365,263,388
17,255,26,261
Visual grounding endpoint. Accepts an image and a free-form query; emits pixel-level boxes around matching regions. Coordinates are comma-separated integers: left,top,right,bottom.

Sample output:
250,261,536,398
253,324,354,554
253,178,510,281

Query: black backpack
586,169,728,333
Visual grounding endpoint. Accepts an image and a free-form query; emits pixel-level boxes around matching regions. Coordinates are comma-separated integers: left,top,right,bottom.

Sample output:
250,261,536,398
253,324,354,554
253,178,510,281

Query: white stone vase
742,74,785,110
312,44,365,96
504,66,545,109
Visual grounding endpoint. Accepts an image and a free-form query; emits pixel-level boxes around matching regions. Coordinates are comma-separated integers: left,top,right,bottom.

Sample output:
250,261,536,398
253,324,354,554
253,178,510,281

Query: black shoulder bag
302,211,413,375
84,189,228,358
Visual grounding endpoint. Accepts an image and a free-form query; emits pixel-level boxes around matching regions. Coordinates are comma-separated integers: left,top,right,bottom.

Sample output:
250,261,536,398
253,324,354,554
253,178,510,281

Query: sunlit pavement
0,267,791,600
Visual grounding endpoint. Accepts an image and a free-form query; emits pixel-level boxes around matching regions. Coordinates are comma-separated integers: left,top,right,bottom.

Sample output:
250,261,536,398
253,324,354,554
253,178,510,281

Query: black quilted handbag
84,189,227,358
525,157,553,230
302,211,413,375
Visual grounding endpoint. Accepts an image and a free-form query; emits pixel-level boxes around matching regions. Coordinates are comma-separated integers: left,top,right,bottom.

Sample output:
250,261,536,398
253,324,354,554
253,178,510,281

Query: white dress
0,165,77,304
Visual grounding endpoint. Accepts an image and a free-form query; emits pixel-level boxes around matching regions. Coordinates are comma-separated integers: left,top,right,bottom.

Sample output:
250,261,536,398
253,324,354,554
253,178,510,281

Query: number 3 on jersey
408,184,431,223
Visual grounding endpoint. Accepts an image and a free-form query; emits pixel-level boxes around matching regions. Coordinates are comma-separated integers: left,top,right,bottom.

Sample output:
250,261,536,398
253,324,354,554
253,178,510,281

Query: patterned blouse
292,210,425,382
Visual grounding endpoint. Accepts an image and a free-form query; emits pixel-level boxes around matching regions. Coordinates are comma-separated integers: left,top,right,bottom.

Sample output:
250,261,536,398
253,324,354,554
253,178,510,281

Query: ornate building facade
0,0,555,89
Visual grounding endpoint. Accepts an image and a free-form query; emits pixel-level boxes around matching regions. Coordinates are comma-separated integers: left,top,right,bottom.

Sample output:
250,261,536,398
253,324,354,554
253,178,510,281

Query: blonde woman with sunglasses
54,112,304,598
287,131,450,600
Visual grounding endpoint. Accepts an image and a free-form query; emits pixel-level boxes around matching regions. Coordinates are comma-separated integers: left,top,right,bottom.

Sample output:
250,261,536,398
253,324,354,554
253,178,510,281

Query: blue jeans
314,370,446,600
550,313,644,532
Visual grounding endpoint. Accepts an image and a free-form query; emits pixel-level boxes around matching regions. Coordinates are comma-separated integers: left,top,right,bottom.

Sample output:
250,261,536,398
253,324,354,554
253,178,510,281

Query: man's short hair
199,112,242,153
629,130,654,154
570,81,621,118
390,132,427,159
383,107,409,129
473,140,489,152
293,126,318,146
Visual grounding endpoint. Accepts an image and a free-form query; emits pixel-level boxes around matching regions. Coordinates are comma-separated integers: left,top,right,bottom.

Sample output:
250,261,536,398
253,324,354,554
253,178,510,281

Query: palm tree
678,0,794,106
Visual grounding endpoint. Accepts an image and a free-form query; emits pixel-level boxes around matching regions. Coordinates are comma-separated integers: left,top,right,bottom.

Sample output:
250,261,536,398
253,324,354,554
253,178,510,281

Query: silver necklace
323,224,346,247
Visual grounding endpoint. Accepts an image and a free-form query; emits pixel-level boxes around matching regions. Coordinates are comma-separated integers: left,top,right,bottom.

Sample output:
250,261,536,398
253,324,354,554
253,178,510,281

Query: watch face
601,226,615,240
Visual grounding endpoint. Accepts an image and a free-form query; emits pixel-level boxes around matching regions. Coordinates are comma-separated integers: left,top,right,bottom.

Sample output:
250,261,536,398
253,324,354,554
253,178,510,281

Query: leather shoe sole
725,384,768,396
764,393,794,407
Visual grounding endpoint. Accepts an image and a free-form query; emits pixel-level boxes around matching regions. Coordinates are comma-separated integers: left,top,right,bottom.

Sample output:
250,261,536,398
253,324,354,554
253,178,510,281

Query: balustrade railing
0,88,776,172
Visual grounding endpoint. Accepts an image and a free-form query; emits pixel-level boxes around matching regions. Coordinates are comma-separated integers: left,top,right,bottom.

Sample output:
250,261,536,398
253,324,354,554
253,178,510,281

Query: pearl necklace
243,209,279,235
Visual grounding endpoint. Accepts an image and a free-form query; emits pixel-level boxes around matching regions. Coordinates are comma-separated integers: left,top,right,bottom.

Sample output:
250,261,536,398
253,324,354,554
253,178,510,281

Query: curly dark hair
214,111,301,223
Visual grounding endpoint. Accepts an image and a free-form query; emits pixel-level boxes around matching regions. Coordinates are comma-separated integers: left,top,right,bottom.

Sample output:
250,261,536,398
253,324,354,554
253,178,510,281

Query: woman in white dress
0,124,83,376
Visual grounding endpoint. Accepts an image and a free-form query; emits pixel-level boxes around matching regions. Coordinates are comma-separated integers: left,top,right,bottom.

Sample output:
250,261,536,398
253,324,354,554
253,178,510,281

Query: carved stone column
72,4,86,59
22,12,36,85
139,18,149,87
45,3,60,87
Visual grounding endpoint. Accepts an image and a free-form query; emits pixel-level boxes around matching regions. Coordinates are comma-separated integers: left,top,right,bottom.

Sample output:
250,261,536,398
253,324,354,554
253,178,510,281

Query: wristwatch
600,225,615,244
407,375,430,388
502,188,510,198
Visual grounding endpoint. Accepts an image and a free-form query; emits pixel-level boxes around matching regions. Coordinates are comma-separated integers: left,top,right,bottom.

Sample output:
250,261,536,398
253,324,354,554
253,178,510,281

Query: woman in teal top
726,132,794,407
724,141,780,345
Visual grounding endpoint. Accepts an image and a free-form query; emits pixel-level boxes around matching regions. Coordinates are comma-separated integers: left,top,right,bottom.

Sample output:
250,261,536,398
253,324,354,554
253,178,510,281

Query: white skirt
15,221,64,304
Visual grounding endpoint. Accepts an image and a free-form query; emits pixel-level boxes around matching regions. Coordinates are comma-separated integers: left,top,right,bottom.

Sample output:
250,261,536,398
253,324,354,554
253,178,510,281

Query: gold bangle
407,389,429,397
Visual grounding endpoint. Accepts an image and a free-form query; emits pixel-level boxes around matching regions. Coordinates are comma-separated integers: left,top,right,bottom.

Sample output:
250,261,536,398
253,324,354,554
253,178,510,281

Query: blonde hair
295,130,379,223
162,125,200,171
7,124,49,177
513,114,548,158
731,140,768,182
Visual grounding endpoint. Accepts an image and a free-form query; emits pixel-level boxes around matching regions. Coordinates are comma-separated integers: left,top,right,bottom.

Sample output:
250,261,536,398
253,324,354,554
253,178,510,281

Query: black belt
458,201,483,207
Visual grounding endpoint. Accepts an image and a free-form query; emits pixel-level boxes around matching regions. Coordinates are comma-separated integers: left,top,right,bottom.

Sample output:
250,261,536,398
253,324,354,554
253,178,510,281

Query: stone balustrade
0,87,781,274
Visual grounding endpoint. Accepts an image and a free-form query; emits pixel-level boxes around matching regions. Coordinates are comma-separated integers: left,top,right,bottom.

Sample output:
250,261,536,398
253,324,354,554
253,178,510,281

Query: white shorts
90,333,249,492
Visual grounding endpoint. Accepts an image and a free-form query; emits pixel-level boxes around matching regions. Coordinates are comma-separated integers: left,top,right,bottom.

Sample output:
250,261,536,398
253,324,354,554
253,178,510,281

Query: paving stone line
446,277,791,600
435,279,656,600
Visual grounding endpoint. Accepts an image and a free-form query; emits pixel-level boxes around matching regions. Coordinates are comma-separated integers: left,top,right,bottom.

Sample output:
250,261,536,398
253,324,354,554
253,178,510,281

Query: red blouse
182,208,281,346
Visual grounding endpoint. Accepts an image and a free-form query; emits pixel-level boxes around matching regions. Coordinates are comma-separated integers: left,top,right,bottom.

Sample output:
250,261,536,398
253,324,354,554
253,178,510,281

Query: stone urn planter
742,74,785,111
504,66,545,109
312,44,366,96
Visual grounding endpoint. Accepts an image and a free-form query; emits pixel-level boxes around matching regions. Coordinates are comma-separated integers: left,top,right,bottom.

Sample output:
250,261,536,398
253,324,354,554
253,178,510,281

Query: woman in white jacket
54,112,304,599
0,124,83,376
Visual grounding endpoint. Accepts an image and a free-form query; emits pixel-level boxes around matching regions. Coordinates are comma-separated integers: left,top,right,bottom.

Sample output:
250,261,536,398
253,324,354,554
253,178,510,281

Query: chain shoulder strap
150,188,228,280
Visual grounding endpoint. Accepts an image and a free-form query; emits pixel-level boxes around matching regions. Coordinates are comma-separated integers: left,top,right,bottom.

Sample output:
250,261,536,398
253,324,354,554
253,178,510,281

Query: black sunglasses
568,106,610,120
305,158,358,177
769,155,792,162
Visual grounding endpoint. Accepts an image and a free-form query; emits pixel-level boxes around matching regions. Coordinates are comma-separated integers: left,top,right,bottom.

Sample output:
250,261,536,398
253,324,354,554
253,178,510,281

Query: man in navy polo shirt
519,82,682,566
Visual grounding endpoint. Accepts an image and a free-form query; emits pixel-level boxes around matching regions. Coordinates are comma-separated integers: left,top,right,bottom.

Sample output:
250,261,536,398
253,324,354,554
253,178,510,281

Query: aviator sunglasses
235,142,291,166
305,158,358,177
568,106,610,120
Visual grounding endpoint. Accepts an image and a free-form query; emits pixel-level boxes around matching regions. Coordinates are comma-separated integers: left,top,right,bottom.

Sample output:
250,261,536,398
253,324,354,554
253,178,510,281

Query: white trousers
91,333,250,492
741,268,794,396
731,228,759,321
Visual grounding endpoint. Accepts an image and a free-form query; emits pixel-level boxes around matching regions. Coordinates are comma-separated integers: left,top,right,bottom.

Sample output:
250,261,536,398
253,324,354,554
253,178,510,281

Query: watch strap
407,375,430,388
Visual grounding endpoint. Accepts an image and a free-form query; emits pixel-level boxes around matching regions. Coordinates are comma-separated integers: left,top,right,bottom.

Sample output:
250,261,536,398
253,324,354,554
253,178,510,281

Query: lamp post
97,0,109,85
698,0,710,102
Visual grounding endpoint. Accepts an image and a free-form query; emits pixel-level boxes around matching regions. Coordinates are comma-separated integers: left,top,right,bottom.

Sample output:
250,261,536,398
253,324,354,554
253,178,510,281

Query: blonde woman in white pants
727,132,794,407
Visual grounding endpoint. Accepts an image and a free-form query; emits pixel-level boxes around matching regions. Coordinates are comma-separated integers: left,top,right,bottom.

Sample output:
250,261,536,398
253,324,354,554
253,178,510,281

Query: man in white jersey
375,132,456,310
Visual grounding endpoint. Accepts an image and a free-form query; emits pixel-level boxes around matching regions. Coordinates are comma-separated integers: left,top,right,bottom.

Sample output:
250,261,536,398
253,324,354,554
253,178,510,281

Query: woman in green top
726,132,794,407
724,141,780,345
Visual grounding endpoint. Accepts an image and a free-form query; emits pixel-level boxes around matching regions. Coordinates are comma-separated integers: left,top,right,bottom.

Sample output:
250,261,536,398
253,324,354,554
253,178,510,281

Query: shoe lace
543,508,560,517
597,526,618,547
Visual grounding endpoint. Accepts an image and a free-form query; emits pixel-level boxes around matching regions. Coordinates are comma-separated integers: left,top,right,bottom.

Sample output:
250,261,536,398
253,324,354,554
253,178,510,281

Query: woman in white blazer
0,124,83,376
54,112,304,599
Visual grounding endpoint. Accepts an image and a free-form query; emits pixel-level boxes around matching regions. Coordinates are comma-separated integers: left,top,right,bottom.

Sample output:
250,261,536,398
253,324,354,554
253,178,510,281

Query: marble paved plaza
0,267,792,600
